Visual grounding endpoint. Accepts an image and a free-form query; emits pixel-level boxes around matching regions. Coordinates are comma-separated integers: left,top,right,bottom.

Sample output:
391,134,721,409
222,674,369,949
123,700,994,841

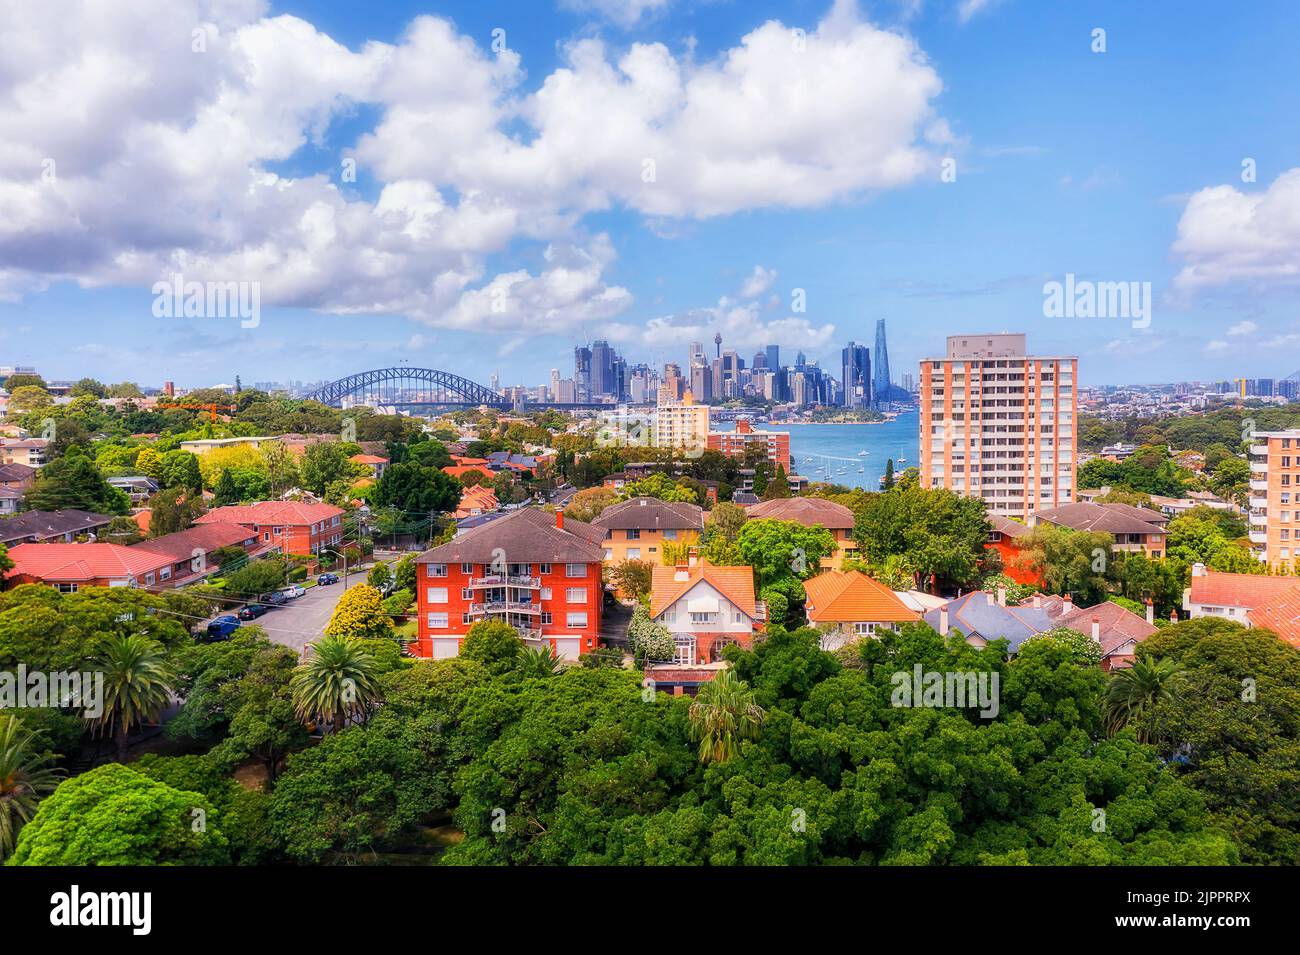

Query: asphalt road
207,569,376,657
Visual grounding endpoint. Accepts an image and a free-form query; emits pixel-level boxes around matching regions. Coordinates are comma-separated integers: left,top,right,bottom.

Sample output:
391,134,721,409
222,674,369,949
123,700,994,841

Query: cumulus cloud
739,265,778,299
603,297,837,354
1227,320,1258,337
1172,168,1300,292
0,0,949,339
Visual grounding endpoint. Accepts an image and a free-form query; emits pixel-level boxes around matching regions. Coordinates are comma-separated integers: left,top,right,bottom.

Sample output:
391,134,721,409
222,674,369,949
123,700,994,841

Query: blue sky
3,0,1299,389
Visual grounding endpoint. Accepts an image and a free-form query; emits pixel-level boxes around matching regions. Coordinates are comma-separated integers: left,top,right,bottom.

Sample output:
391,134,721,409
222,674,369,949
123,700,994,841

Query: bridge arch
302,367,505,408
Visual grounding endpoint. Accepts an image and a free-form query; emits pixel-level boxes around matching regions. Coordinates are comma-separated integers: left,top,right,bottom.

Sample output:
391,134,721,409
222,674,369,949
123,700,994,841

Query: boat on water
857,450,867,456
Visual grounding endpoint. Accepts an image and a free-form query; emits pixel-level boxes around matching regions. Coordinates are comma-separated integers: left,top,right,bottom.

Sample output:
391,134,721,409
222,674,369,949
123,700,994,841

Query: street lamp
320,548,349,588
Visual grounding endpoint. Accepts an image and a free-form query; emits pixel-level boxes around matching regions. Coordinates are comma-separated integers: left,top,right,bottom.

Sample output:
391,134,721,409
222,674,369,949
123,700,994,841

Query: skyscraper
591,340,615,397
919,333,1077,520
841,342,870,409
574,346,592,402
873,319,892,406
766,344,780,373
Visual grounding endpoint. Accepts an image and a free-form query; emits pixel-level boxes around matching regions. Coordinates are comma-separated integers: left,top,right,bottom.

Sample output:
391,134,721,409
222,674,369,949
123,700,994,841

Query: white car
280,585,307,600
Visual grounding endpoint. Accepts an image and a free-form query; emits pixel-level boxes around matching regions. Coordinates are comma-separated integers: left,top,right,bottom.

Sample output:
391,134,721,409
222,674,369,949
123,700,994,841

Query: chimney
555,510,564,531
1170,608,1178,623
1091,616,1101,642
938,607,949,636
1063,593,1073,614
1191,562,1207,578
1145,598,1154,625
997,584,1007,607
687,546,699,568
1031,594,1042,608
985,591,995,606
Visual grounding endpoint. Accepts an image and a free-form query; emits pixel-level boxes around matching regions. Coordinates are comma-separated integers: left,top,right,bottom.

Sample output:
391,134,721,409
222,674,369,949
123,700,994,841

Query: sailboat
857,450,867,456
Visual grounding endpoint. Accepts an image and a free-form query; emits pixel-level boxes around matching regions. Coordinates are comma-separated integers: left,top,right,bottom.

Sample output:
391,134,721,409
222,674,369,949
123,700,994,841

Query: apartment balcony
1249,530,1268,544
1250,479,1269,492
1250,461,1269,474
1249,511,1268,527
468,574,541,589
1249,496,1269,510
468,601,542,616
1251,445,1268,456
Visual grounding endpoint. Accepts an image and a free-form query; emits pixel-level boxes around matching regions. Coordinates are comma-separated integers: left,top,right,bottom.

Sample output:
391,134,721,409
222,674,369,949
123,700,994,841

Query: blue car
204,615,242,641
317,573,339,585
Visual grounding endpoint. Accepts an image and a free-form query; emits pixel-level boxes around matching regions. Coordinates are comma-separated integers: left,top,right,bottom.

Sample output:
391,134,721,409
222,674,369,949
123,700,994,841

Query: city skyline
4,1,1300,388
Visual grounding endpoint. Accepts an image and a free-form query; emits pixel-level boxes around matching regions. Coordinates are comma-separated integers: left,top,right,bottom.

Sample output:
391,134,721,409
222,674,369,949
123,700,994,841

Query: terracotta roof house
1183,563,1300,632
0,509,114,546
195,500,344,556
452,484,499,519
985,514,1040,586
650,559,764,665
743,497,858,568
348,453,389,478
1032,502,1168,558
1247,588,1300,648
442,464,493,482
412,508,606,661
1038,594,1158,670
5,542,174,590
130,522,265,583
804,570,920,649
592,497,704,565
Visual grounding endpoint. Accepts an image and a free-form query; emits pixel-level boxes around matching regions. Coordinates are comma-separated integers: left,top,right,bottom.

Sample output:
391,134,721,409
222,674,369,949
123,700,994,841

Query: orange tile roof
803,570,920,624
1248,589,1300,648
349,454,389,465
194,500,343,527
6,543,172,583
650,560,757,619
1188,570,1300,609
443,465,493,480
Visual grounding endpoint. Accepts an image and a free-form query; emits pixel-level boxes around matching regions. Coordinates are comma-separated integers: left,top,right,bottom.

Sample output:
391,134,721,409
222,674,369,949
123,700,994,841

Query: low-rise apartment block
1247,429,1300,569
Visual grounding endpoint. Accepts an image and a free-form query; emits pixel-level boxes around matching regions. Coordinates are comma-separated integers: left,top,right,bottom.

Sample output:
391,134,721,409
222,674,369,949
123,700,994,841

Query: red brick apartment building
413,508,605,661
706,419,792,473
195,500,345,556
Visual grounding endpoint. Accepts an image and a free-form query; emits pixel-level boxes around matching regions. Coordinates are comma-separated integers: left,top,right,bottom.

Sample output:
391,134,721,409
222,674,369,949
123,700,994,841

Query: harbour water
718,410,920,490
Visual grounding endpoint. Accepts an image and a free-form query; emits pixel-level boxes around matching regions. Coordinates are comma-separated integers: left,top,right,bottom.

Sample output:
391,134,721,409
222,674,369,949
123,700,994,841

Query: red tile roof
1247,589,1300,648
1049,600,1159,660
417,507,605,564
5,542,171,583
1187,570,1300,610
349,454,389,465
650,560,758,619
803,570,920,624
131,522,259,562
194,500,344,527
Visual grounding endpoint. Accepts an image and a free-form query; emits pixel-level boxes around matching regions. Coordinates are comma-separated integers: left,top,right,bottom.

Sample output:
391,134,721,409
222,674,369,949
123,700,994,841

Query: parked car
238,603,272,621
317,573,339,586
260,591,288,606
203,615,242,641
280,585,306,600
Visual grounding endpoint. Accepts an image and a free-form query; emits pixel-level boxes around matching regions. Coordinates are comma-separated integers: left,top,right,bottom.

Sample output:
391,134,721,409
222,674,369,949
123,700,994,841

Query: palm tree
291,634,382,734
687,668,766,764
518,645,563,678
89,633,174,760
1105,657,1186,743
0,716,64,860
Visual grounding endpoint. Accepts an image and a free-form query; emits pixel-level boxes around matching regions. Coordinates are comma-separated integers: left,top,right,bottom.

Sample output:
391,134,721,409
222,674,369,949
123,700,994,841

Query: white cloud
1227,320,1258,337
603,297,836,355
956,0,1002,23
559,0,673,28
0,0,949,341
739,265,778,299
1172,168,1300,292
1203,340,1230,355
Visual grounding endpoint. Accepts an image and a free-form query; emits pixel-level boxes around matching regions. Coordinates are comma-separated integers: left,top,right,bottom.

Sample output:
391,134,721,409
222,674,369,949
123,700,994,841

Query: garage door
554,638,581,661
432,639,461,660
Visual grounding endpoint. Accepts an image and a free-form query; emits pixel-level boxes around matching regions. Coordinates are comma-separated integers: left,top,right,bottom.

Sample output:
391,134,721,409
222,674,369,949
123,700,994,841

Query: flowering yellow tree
324,585,394,641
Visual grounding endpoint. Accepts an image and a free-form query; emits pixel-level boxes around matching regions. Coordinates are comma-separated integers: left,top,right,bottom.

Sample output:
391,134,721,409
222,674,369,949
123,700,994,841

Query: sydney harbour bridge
301,366,608,411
